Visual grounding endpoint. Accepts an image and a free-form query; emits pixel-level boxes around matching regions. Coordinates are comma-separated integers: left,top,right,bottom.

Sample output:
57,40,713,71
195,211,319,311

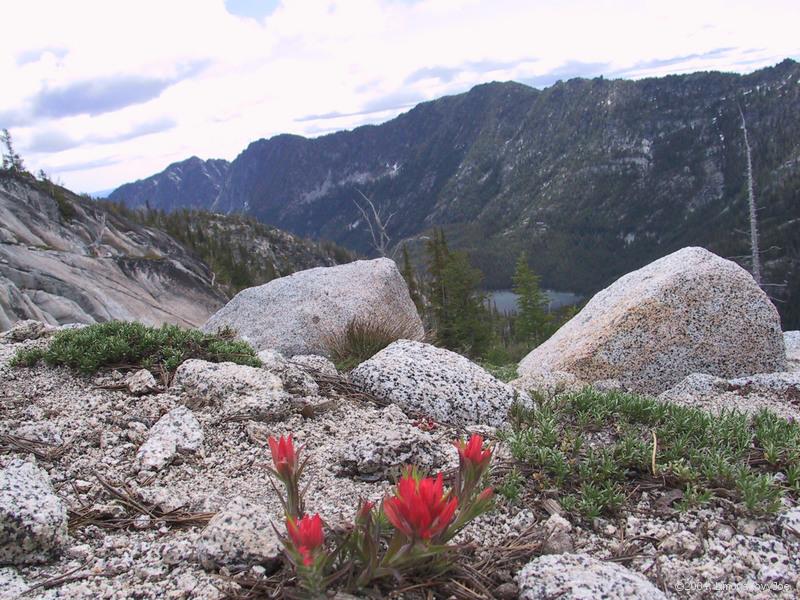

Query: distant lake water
486,289,582,314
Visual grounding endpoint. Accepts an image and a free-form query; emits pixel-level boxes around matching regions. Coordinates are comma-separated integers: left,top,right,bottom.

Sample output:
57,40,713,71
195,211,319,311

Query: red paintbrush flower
454,434,492,471
383,471,458,540
269,434,298,479
286,513,324,566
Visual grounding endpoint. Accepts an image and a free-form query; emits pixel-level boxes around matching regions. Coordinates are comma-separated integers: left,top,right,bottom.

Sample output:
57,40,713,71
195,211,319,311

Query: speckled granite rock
258,349,319,396
779,508,800,541
659,371,800,421
510,370,583,398
126,369,158,396
135,406,204,471
338,405,447,480
0,459,68,564
350,340,531,427
171,359,295,419
786,331,800,373
517,553,667,599
519,247,786,395
201,258,424,356
12,421,63,446
195,497,282,572
291,354,338,377
0,566,28,597
0,319,54,343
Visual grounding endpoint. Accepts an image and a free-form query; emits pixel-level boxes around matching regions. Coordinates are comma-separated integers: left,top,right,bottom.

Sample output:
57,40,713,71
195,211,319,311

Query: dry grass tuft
322,314,424,371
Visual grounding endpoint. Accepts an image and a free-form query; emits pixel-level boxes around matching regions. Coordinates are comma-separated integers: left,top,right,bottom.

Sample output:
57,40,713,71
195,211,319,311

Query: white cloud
1,0,797,192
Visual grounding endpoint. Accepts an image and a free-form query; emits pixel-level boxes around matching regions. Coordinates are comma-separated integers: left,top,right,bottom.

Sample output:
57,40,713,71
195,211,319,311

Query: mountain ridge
110,59,800,327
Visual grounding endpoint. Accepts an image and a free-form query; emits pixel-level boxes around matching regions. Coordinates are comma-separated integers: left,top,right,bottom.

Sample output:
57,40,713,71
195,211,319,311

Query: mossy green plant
503,387,799,518
10,321,261,376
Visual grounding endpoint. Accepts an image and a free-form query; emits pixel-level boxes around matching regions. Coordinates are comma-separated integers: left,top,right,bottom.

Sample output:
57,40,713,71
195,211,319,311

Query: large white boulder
350,340,530,427
519,247,786,395
202,258,424,356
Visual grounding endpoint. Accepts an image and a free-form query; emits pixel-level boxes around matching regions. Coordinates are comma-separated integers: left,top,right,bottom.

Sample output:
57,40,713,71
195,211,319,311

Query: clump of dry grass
323,314,424,371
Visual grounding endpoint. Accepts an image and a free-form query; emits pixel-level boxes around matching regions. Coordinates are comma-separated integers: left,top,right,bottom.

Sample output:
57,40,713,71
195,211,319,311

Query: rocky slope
1,250,800,598
109,157,229,212
113,59,800,328
0,171,226,330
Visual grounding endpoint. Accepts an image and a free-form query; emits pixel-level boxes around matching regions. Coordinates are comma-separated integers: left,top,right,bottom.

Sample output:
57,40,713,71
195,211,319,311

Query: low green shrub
323,315,423,371
10,321,261,376
503,387,799,517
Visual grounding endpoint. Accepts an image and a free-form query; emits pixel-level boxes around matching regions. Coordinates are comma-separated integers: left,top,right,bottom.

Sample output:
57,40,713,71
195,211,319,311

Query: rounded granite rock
349,340,531,427
201,258,424,356
519,247,786,395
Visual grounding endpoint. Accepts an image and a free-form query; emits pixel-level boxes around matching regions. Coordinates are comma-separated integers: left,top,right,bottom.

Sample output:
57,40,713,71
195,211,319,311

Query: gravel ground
1,335,799,599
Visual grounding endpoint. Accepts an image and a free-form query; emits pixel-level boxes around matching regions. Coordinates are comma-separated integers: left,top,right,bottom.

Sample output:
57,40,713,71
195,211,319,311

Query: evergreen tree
512,253,550,347
440,251,493,356
425,227,450,330
423,228,492,357
1,128,25,172
400,244,423,314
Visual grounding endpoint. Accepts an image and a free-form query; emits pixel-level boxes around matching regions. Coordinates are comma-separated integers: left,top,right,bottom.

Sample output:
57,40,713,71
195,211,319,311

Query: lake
486,289,582,314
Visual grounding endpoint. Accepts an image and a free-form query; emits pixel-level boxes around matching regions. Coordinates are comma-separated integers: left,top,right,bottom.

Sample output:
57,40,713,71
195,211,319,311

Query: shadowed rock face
0,172,227,330
518,247,786,395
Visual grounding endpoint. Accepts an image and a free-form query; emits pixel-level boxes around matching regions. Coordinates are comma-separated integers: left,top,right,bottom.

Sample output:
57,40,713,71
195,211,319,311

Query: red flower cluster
454,433,492,471
383,471,458,540
269,434,298,479
287,513,325,566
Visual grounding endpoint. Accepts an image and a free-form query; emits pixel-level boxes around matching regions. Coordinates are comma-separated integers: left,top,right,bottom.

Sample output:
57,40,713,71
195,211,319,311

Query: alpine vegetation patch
503,387,800,518
10,321,261,377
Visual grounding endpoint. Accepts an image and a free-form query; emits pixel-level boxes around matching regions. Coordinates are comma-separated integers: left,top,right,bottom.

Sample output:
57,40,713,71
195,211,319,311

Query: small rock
1,319,54,343
258,349,319,396
337,405,447,480
171,359,294,420
659,531,703,558
540,513,575,555
195,497,282,572
0,459,69,564
12,422,63,446
89,503,127,520
291,354,338,377
494,582,519,600
715,523,736,542
126,421,149,445
132,515,151,530
126,369,158,396
517,553,667,599
135,406,204,471
161,540,194,566
66,544,93,560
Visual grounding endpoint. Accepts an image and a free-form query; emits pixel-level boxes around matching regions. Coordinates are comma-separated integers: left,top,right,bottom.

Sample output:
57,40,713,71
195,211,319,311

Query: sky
1,0,798,193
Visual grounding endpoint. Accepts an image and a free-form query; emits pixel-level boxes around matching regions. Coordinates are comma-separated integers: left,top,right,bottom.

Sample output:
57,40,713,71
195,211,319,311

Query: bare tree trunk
352,189,396,257
739,104,761,286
